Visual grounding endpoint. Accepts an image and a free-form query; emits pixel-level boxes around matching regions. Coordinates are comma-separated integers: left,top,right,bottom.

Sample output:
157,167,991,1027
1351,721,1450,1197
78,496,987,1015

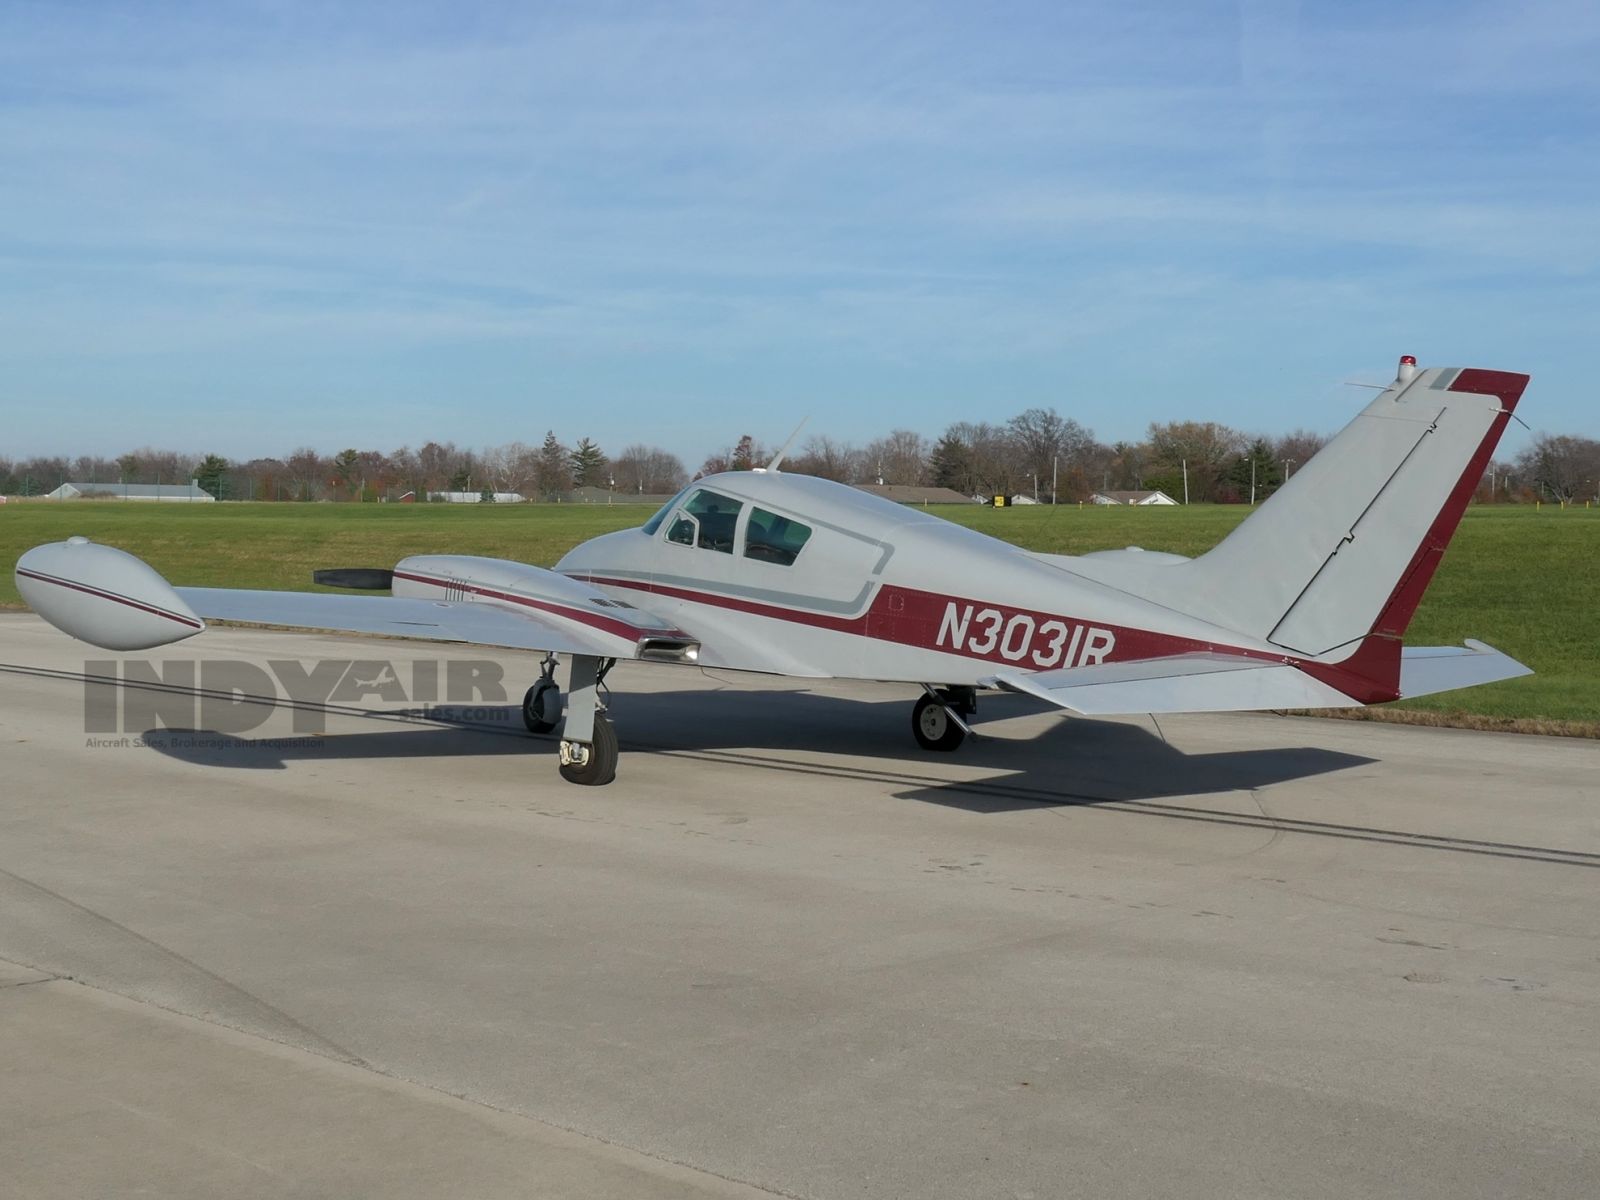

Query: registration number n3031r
935,602,1115,668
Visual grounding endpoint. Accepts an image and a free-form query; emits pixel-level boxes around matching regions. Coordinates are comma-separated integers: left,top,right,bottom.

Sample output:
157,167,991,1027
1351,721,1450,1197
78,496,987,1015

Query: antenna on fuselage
764,416,810,472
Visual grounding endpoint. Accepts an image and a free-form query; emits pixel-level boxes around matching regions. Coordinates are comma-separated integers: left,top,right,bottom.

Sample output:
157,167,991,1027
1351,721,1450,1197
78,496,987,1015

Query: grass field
3,499,1596,729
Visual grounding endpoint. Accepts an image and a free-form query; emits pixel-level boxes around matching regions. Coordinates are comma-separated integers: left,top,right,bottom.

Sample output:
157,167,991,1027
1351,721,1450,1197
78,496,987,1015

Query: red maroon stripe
583,574,1390,698
16,567,204,630
1369,369,1531,643
391,569,689,643
588,574,1232,661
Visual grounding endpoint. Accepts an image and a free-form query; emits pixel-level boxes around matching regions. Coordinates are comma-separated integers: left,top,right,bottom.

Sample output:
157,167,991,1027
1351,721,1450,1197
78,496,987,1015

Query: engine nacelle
15,539,204,651
391,554,698,662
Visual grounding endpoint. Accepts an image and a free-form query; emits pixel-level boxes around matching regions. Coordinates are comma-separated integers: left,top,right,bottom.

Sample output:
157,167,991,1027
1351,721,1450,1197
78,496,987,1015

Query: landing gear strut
556,655,618,786
913,685,976,752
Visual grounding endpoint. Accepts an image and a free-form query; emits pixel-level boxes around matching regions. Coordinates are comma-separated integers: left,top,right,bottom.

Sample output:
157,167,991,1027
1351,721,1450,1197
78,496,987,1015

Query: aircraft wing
176,587,676,660
982,641,1529,716
177,588,609,655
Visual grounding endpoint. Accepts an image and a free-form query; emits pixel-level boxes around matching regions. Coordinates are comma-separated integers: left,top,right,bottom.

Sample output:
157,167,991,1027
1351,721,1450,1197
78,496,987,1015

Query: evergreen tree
537,431,572,499
1225,438,1281,503
569,437,608,488
333,448,362,500
929,432,973,493
196,453,229,499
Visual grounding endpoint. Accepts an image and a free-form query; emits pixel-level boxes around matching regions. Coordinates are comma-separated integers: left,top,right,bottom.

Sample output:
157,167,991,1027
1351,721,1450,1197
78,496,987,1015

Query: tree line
4,418,1597,504
0,434,691,503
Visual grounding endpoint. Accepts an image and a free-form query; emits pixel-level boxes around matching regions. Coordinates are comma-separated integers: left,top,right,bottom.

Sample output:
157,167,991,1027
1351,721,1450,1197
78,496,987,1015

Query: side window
743,507,812,566
663,489,743,554
666,512,697,545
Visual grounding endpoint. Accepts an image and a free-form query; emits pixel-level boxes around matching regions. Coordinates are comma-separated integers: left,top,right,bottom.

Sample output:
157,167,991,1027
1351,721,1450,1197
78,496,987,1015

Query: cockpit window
664,489,743,554
743,507,812,566
641,487,692,536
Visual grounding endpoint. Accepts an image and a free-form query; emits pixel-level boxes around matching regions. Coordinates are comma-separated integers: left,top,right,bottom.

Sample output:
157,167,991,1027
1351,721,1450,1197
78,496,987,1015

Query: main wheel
522,681,562,733
912,694,966,752
559,715,618,785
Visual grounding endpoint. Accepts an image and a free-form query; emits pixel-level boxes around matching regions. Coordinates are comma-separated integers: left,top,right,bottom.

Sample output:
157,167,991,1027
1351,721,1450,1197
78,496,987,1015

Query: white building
427,490,525,504
46,481,216,503
1089,489,1179,506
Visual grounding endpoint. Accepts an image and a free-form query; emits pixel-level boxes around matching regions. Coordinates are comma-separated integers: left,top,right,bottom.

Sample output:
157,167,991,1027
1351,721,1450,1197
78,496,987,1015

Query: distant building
46,480,216,503
854,484,975,506
1089,489,1179,507
553,486,680,505
427,491,525,503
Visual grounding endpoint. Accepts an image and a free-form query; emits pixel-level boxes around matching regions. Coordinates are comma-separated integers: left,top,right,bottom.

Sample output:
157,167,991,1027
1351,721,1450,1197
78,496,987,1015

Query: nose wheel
540,654,619,786
559,714,618,785
913,686,975,752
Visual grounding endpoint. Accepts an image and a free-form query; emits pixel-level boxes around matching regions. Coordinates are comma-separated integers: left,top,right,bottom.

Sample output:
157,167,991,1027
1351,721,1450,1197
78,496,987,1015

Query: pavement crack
0,863,371,1068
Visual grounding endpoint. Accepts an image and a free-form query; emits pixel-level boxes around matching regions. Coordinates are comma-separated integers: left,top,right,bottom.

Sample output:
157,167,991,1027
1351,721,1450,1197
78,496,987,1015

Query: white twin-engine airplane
16,358,1533,786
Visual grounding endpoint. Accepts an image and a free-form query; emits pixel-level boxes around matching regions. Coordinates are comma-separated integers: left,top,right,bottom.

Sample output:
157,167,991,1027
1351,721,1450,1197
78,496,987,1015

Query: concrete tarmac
0,612,1596,1198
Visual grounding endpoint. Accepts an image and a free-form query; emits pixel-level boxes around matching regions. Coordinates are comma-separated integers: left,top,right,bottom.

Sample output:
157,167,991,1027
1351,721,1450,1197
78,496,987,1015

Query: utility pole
1283,458,1294,482
1250,456,1256,506
1052,456,1058,505
1182,459,1189,505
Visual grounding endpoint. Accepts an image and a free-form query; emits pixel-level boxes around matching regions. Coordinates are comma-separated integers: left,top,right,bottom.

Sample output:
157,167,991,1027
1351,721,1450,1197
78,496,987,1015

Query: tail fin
1079,361,1528,684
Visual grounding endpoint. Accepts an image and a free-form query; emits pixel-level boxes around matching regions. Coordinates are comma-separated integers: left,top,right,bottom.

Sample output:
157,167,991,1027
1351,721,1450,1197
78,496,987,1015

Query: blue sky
2,0,1596,467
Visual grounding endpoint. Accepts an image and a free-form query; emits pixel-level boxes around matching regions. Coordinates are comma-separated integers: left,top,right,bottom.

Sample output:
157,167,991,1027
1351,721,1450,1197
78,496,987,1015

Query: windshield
641,486,692,535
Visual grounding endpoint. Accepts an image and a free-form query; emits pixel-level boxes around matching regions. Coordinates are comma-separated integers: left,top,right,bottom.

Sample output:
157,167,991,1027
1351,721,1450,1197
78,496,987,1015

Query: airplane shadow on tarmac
141,682,1375,811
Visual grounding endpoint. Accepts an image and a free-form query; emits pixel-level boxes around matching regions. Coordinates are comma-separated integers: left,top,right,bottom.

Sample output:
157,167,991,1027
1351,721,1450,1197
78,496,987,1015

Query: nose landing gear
526,654,620,785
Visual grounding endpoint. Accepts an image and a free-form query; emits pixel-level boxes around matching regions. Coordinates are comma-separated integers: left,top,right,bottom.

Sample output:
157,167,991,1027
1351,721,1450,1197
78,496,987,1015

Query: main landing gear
913,685,977,752
524,654,619,786
521,655,563,733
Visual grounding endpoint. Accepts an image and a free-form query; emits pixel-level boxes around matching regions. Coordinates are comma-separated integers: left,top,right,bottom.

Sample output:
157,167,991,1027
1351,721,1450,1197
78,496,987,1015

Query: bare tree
1145,421,1245,502
786,436,861,482
942,421,1023,496
1272,429,1330,476
482,441,536,495
416,442,455,494
862,429,929,486
612,445,688,494
283,447,327,501
1515,433,1600,501
1006,408,1095,499
699,434,767,478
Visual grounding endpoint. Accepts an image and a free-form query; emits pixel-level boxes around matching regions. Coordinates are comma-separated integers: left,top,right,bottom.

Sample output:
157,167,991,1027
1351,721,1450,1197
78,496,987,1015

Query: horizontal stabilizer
1399,641,1531,699
982,652,1363,716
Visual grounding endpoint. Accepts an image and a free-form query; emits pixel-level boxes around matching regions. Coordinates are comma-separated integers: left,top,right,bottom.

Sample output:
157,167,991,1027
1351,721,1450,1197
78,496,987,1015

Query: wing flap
176,587,625,658
982,652,1362,715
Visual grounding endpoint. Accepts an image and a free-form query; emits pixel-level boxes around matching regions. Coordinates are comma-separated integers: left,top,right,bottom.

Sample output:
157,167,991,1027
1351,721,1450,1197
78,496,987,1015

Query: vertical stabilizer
1070,360,1528,687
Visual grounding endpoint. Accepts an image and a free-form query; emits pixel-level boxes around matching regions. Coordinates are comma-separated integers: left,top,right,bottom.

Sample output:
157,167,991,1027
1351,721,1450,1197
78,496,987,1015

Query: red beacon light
1396,354,1418,385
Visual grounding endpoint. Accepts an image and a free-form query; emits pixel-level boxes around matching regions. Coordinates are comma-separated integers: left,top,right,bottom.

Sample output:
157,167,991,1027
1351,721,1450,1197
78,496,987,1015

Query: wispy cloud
1,0,1595,460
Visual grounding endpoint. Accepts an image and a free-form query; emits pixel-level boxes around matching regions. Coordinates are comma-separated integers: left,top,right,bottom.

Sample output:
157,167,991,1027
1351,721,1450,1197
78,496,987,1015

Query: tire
912,693,966,752
559,715,618,785
522,681,561,734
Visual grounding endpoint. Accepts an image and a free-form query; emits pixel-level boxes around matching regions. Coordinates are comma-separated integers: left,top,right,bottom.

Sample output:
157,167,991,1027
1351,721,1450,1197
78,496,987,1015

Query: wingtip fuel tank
15,539,204,651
